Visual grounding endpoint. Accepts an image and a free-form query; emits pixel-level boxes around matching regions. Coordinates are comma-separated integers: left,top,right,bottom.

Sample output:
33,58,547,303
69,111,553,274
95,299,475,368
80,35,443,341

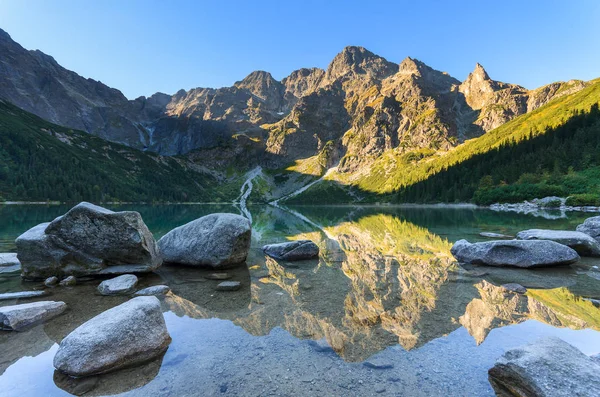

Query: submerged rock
0,291,47,301
59,276,77,287
516,229,600,256
480,232,513,239
97,274,138,296
53,296,171,377
216,281,241,291
0,301,66,331
262,240,319,261
134,285,171,297
45,276,59,286
501,283,527,294
488,337,600,396
576,216,600,243
158,213,251,269
16,202,161,279
451,239,579,268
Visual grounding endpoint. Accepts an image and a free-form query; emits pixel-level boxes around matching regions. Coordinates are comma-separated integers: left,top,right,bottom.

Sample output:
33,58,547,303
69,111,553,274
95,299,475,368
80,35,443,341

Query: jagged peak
235,70,279,87
325,45,398,82
469,63,491,81
398,57,424,74
0,28,11,41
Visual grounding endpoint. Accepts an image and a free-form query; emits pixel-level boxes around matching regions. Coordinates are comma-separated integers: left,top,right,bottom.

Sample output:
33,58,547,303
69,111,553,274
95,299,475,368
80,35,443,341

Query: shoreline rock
53,296,171,377
451,239,580,268
0,253,21,273
263,240,319,261
158,213,251,269
516,229,600,256
97,275,138,296
0,301,66,331
0,291,47,301
16,202,161,279
134,285,171,297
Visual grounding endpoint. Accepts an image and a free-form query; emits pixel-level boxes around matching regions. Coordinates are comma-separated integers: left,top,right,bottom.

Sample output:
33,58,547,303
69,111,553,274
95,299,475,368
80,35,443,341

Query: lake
0,204,599,396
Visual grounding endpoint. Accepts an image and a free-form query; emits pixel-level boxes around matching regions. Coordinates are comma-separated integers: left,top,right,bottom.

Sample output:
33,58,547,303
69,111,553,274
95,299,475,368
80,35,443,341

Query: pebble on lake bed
98,274,138,295
216,281,241,291
134,285,171,297
59,276,77,287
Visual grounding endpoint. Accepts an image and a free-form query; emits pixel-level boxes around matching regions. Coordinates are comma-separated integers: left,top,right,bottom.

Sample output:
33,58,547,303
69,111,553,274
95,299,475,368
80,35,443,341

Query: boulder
0,253,20,273
158,213,251,268
516,229,600,256
0,301,66,331
16,202,161,279
0,291,47,301
59,276,76,287
134,285,171,297
262,240,319,261
45,276,59,286
576,216,600,243
97,274,138,296
450,239,579,268
488,337,600,397
53,296,171,377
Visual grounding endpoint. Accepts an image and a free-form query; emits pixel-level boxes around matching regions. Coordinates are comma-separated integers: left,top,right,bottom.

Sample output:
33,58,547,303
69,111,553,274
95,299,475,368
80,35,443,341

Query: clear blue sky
1,0,599,99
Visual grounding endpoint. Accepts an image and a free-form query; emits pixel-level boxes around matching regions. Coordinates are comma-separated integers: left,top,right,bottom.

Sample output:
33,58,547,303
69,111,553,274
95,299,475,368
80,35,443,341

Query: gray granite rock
480,232,513,239
488,337,600,396
16,202,161,279
0,253,20,273
262,240,319,261
134,285,171,297
216,281,241,291
576,216,600,243
44,276,59,286
0,290,47,301
158,213,251,269
97,274,138,295
53,296,171,376
0,301,66,330
450,239,579,268
516,229,600,256
501,283,527,294
59,276,76,287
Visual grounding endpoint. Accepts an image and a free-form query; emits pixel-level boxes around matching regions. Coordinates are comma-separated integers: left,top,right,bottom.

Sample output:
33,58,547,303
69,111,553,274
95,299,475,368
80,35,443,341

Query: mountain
0,100,223,202
0,27,595,203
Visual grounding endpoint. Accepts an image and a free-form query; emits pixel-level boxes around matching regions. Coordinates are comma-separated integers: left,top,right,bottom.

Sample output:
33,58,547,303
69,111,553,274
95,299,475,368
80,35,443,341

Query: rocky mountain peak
0,28,11,42
234,70,283,102
324,46,398,83
471,63,491,81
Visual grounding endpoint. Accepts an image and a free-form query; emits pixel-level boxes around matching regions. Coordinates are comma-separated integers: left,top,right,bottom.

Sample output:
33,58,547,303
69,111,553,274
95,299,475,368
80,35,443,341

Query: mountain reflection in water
0,204,599,396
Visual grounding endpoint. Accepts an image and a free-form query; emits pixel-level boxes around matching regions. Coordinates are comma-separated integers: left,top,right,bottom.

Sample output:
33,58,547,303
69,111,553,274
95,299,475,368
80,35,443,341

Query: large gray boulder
488,337,600,396
158,213,251,268
450,239,579,268
516,229,600,256
53,296,171,377
263,240,319,261
576,216,600,243
16,202,161,279
0,301,66,331
97,274,138,296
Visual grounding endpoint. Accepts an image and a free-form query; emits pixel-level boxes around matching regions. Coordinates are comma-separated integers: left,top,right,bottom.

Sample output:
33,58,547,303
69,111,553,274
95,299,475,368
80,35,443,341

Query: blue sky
1,0,599,99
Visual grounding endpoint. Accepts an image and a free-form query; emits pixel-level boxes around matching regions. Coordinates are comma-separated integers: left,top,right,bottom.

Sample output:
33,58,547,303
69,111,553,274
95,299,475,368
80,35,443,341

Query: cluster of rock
452,215,600,268
490,196,600,216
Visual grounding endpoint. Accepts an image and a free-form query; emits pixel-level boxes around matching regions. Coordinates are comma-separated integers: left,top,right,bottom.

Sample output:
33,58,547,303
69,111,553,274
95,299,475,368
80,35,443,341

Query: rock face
516,229,600,256
97,275,138,296
0,301,66,331
450,239,579,268
16,202,161,279
53,296,171,377
263,240,320,261
488,337,600,397
158,213,251,268
576,216,600,243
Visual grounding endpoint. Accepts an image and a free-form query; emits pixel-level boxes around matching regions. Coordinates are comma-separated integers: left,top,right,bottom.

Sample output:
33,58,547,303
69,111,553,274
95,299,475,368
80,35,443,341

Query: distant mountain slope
0,100,221,202
287,79,600,204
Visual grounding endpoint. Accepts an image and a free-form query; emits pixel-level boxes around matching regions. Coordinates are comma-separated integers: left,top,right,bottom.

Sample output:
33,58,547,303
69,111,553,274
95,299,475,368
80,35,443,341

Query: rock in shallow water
480,232,513,239
158,213,251,269
53,296,171,377
576,216,600,243
59,276,76,287
488,337,600,397
516,229,600,256
450,239,579,268
501,283,527,294
216,281,241,291
16,202,161,279
0,301,66,331
134,285,171,297
97,274,138,296
262,240,319,261
45,276,59,286
0,253,20,273
0,290,47,301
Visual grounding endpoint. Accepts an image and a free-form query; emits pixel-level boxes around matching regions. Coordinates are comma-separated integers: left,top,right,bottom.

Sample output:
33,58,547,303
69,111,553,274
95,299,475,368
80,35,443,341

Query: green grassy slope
0,100,224,202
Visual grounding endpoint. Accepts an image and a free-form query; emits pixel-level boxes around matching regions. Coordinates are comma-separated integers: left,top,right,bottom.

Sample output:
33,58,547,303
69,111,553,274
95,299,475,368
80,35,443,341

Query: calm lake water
1,204,600,396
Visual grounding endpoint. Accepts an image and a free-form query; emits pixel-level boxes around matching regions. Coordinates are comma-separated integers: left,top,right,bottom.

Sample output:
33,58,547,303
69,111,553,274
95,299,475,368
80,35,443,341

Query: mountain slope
286,79,600,204
0,100,223,202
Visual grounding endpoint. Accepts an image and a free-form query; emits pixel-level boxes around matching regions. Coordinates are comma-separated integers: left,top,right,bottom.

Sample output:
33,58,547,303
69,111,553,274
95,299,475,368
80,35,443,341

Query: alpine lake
1,204,599,396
